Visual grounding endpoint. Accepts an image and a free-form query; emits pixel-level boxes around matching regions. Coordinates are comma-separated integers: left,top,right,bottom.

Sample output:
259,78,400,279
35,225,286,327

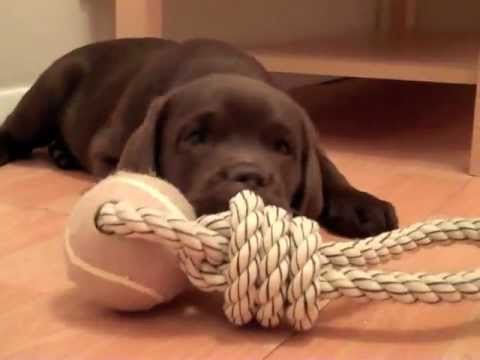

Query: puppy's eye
274,139,292,155
183,127,208,145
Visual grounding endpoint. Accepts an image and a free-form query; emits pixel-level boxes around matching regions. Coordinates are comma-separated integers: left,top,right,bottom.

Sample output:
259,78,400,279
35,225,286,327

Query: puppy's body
0,38,397,237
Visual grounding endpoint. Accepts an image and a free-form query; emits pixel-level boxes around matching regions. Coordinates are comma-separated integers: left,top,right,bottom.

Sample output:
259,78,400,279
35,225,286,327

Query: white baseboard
0,86,30,125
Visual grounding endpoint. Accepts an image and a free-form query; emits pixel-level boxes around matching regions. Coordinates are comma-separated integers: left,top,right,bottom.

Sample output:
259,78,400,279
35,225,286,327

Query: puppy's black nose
224,164,269,189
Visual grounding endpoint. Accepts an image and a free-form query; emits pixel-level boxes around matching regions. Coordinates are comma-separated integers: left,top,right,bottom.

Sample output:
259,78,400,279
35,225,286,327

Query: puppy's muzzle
222,163,272,190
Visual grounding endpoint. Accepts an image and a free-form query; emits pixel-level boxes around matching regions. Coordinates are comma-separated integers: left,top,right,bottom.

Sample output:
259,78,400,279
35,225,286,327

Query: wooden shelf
114,0,480,174
246,32,479,85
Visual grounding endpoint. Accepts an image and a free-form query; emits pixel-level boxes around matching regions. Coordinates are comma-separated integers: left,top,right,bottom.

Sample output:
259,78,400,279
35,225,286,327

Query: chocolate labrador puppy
0,38,397,237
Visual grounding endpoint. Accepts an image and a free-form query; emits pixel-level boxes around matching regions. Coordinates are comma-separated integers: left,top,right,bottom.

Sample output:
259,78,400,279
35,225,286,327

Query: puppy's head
119,74,323,219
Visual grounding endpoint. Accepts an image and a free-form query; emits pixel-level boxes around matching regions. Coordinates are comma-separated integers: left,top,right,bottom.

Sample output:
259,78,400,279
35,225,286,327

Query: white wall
0,0,114,89
0,0,114,121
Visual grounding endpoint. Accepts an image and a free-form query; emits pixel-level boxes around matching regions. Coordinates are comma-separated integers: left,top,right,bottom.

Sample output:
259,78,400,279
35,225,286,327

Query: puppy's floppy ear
117,96,169,175
292,112,323,220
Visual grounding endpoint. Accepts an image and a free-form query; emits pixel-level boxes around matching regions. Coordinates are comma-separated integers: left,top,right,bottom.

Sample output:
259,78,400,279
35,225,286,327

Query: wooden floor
1,79,479,359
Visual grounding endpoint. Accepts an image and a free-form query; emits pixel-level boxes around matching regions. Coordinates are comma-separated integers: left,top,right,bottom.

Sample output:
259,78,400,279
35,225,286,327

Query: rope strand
95,190,480,331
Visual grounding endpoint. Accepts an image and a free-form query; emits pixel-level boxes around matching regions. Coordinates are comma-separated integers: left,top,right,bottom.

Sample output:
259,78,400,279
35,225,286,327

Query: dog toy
65,172,480,331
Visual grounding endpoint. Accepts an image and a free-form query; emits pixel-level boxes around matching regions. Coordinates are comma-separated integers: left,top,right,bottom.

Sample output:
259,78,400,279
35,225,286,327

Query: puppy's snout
223,163,271,189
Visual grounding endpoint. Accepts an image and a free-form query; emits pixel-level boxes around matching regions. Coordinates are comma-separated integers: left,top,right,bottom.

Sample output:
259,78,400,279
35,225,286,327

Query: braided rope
95,190,480,331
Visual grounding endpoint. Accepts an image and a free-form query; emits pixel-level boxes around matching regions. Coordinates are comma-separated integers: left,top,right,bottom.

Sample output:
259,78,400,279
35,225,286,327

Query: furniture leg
469,51,480,175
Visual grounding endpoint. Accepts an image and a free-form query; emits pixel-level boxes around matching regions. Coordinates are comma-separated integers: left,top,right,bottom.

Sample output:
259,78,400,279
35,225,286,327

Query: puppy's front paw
0,130,31,166
48,139,80,170
320,189,398,238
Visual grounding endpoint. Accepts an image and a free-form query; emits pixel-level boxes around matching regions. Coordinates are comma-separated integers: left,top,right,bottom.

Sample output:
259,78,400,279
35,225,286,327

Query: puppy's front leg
0,57,84,166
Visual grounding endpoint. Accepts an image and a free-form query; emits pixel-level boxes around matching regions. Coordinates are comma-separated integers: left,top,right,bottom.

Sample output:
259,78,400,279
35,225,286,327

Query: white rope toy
96,190,480,331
